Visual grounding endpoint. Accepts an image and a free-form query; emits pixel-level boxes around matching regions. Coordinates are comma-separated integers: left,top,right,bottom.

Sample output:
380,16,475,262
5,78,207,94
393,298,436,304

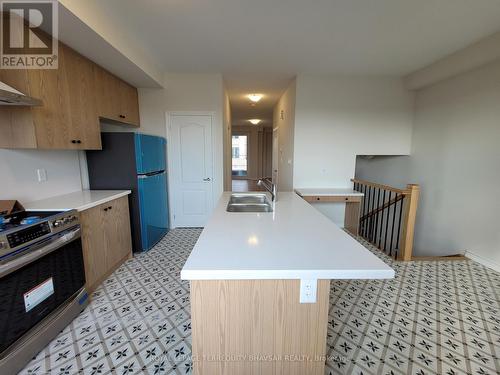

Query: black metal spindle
378,189,386,249
364,186,370,239
361,184,369,237
383,191,392,253
373,188,381,245
367,186,373,240
395,195,405,256
367,186,373,238
389,193,398,257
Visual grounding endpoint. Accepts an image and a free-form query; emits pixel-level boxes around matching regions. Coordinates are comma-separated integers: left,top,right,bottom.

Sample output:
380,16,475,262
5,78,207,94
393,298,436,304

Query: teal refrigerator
86,132,169,252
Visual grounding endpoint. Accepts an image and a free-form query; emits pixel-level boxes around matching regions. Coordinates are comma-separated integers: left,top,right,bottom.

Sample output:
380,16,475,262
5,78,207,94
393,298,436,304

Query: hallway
231,179,265,192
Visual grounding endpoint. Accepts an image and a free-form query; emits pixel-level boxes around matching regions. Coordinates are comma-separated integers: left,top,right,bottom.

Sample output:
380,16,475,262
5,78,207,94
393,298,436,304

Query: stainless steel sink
226,193,273,212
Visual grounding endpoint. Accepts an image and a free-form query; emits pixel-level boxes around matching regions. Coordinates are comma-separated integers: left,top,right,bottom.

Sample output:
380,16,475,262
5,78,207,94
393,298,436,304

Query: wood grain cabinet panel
80,204,108,291
93,65,122,123
62,46,101,149
0,69,37,148
191,279,331,375
94,67,140,127
119,81,140,126
0,43,102,149
0,40,140,149
28,44,74,149
80,196,132,292
103,196,132,270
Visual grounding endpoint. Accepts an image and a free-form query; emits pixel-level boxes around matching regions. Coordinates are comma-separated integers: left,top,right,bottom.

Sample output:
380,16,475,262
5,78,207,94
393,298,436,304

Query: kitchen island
181,192,394,375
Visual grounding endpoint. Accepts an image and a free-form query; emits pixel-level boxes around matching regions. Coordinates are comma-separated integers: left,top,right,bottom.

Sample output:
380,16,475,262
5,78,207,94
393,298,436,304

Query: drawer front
303,195,362,203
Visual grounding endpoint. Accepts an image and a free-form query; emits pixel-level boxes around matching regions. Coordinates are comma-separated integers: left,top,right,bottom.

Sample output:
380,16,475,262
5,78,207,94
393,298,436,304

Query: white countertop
24,190,131,212
181,192,393,281
295,188,364,197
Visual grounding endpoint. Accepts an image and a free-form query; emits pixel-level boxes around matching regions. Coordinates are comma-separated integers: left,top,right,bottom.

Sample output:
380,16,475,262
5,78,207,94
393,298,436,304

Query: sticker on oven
24,278,55,312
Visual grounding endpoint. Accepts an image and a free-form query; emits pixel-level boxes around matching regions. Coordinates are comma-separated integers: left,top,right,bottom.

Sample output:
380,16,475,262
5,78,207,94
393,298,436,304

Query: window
232,147,240,159
231,135,248,177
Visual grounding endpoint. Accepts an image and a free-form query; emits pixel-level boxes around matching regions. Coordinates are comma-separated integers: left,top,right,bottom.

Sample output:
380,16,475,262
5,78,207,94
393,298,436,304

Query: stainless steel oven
0,210,89,374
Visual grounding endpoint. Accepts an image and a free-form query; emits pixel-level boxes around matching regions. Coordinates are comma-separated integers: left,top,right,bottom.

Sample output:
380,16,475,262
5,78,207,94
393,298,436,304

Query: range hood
0,81,42,106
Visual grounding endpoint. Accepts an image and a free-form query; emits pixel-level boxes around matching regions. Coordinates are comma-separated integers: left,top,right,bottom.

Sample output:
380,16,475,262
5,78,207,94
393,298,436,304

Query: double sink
226,193,273,213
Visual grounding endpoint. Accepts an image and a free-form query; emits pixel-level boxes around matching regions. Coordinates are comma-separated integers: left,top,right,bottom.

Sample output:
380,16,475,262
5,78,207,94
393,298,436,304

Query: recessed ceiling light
248,119,261,125
247,94,263,103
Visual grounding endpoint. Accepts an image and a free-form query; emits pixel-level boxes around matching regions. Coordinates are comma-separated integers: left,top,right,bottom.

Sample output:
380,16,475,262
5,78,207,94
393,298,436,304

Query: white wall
273,80,296,191
292,75,414,225
293,75,414,189
136,73,225,213
59,0,163,86
356,60,500,270
223,90,232,191
0,149,84,202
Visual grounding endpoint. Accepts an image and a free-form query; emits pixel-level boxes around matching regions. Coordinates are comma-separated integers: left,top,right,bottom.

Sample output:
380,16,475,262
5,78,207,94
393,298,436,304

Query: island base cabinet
190,279,330,375
80,196,132,291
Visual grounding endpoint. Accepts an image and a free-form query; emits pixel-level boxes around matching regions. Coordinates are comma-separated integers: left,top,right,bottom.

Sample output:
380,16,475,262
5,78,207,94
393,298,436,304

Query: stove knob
0,241,7,249
53,220,62,227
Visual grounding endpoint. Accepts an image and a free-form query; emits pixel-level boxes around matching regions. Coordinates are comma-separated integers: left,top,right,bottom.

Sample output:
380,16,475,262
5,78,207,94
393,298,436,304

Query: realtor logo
1,0,58,68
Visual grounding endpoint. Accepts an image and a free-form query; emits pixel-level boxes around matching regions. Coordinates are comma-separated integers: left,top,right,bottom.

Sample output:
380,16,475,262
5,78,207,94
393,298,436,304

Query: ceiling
224,74,293,127
91,0,500,124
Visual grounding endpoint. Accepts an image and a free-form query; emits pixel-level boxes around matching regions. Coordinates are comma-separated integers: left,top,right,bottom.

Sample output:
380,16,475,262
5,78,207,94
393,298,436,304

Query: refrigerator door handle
203,177,211,181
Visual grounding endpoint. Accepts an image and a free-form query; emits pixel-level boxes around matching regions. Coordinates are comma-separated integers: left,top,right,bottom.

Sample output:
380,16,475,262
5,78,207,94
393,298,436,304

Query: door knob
203,178,211,181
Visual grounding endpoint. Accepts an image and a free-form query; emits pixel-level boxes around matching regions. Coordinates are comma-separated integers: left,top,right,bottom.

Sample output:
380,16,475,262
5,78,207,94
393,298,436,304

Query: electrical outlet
299,279,317,303
36,168,47,182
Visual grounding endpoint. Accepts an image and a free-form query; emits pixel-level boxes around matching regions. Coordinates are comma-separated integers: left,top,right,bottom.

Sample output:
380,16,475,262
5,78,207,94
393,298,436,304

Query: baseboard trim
411,255,467,261
464,251,500,272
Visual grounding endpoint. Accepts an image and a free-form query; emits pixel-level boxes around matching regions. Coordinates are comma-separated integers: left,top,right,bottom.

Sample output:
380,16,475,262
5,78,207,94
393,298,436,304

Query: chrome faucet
257,178,277,202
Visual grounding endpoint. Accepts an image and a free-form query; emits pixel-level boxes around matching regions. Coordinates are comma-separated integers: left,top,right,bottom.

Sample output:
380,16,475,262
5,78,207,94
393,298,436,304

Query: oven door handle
0,227,81,278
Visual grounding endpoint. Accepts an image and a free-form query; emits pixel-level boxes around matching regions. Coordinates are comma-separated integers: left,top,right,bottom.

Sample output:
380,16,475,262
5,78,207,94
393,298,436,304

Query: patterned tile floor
18,228,500,375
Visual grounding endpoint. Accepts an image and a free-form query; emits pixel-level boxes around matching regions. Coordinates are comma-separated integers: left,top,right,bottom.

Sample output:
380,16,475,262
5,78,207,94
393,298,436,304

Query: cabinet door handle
103,208,108,212
119,114,126,119
316,197,321,201
203,178,211,181
71,140,76,144
108,206,112,210
77,140,82,144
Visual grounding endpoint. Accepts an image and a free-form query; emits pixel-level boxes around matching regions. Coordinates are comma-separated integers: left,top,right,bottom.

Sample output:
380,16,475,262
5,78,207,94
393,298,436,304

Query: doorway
231,134,248,177
167,113,214,227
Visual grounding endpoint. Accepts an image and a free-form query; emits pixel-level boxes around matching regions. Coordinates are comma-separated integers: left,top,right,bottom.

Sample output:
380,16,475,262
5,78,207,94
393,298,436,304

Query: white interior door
168,114,213,227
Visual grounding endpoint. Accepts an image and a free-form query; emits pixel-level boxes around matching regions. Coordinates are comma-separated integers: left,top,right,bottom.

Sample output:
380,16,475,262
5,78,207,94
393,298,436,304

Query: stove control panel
7,222,51,249
51,215,78,229
0,210,80,261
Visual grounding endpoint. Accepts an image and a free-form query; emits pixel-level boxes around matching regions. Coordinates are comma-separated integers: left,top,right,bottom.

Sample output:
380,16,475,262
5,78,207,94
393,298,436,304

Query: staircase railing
351,179,420,261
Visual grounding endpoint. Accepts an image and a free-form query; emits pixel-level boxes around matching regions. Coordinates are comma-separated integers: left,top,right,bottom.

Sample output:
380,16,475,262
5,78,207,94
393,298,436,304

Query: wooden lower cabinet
80,196,132,291
190,279,331,375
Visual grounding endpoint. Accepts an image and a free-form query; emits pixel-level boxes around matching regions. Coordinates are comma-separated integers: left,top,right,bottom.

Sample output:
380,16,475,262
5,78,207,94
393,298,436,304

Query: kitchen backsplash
0,149,85,203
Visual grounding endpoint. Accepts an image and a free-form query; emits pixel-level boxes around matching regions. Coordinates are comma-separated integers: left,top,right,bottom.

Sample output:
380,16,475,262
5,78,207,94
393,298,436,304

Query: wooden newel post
399,184,420,261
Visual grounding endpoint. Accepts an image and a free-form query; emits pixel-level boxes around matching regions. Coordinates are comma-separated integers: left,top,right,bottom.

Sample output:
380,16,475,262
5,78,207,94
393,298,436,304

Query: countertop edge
181,269,395,281
294,188,364,197
72,190,131,211
24,190,132,212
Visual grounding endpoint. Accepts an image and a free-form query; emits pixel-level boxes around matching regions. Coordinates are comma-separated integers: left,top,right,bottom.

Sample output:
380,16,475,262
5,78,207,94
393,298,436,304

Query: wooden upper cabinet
120,81,140,126
0,43,102,150
94,66,140,127
59,45,102,149
26,43,102,150
0,39,140,150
